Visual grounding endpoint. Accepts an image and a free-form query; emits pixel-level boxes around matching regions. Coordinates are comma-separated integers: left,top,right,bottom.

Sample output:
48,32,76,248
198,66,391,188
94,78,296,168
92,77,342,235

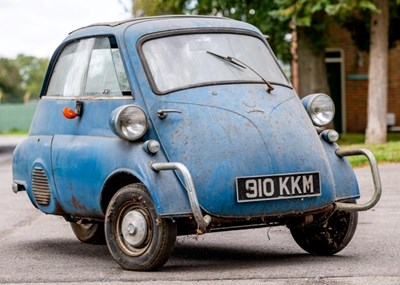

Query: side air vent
32,167,51,206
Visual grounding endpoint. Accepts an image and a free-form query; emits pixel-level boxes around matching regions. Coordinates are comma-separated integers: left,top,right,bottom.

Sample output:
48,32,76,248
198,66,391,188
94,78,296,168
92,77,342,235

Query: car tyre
70,222,106,244
290,204,358,256
105,183,177,271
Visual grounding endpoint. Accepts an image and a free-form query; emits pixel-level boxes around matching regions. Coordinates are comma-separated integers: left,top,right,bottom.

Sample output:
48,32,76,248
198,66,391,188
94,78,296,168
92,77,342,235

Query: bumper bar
335,148,382,212
151,162,211,233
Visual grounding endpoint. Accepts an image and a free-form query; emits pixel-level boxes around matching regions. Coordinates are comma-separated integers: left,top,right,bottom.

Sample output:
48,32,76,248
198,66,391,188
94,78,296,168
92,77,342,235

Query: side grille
32,167,51,206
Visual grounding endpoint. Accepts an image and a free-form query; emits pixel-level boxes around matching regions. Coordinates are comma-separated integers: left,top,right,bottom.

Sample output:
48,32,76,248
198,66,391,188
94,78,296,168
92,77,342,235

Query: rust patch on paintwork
53,201,66,215
72,196,87,211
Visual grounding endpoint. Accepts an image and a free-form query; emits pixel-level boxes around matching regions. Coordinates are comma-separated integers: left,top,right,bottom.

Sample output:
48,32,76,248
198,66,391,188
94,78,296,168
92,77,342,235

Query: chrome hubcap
121,210,147,247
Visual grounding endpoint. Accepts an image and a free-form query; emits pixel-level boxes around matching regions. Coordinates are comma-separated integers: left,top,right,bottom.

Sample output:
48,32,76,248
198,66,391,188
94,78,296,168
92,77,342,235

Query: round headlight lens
302,93,335,126
112,105,148,141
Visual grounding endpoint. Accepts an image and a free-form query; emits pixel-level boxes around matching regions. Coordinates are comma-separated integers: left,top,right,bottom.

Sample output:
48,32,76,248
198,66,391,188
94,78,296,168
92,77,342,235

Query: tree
365,0,389,144
270,1,379,98
0,55,48,103
132,1,293,62
0,58,23,103
14,55,49,102
341,0,400,143
270,1,330,97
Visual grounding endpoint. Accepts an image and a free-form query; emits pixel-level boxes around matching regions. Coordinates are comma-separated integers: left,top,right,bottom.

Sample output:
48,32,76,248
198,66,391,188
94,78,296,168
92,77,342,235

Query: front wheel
290,206,358,256
105,184,177,271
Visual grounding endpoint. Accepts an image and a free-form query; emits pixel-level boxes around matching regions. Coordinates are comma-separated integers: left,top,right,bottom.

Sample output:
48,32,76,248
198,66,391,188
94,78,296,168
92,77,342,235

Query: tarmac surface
0,135,26,150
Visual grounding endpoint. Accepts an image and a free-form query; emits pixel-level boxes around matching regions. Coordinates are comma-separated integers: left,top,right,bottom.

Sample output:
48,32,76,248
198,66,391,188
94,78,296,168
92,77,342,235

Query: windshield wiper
206,51,274,93
206,51,246,69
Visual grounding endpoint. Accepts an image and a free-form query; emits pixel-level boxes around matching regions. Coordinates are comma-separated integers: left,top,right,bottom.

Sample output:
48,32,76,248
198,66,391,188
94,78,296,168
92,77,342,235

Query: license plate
236,172,321,203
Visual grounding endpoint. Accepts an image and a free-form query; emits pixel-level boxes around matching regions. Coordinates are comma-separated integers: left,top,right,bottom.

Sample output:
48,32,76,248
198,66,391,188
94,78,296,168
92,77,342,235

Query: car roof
65,15,261,41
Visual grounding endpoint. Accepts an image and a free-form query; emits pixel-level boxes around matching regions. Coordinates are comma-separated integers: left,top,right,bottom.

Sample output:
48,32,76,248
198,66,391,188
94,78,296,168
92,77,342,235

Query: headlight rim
111,104,148,141
302,93,335,127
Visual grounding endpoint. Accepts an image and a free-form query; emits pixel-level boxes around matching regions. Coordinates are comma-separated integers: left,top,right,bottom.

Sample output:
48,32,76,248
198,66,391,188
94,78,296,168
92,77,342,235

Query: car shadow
14,234,353,273
164,235,352,272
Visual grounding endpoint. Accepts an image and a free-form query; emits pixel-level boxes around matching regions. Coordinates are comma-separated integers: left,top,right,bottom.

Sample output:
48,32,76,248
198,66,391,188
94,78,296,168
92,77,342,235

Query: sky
0,0,132,59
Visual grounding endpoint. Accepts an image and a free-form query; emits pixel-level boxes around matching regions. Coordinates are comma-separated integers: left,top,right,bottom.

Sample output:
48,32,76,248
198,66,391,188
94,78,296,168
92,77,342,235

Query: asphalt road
0,149,399,285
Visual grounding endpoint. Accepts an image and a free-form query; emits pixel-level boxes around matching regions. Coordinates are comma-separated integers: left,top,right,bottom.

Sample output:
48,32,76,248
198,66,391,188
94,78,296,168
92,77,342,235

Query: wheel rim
116,203,152,257
79,223,95,230
121,210,148,247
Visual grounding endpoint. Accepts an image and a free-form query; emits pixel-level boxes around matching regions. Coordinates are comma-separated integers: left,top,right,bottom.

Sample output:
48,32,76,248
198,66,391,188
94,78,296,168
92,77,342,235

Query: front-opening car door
44,36,133,218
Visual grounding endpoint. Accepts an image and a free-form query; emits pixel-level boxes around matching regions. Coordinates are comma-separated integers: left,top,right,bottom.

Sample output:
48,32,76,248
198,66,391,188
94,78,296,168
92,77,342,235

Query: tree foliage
132,0,388,60
15,55,49,101
0,58,23,103
133,0,293,62
343,1,400,51
0,55,48,103
270,0,379,51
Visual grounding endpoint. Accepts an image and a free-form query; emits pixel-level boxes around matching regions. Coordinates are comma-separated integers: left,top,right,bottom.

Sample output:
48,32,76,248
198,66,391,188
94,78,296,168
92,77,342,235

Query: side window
46,37,130,97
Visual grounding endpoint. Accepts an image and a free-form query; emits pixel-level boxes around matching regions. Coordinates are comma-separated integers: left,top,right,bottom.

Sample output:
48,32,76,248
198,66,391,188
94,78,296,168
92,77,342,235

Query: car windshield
141,33,290,94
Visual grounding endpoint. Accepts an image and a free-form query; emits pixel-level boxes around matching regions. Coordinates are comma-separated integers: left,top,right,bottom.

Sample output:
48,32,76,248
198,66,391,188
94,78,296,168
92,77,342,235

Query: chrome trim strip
335,148,382,212
151,162,211,232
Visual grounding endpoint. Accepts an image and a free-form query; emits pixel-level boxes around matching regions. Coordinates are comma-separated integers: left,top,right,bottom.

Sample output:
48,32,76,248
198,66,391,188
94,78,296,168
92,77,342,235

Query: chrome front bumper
151,162,212,233
335,148,382,212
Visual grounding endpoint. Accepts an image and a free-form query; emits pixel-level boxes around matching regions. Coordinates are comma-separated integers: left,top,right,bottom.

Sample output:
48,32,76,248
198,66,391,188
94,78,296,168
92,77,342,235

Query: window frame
137,29,292,95
41,35,132,99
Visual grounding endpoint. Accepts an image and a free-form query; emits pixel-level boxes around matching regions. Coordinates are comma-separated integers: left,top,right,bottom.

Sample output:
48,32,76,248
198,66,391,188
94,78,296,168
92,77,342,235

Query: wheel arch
100,170,143,214
101,165,193,218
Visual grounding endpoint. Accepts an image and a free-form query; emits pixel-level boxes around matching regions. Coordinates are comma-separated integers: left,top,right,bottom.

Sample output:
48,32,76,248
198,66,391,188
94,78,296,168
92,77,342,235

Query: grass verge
338,133,400,166
0,129,28,135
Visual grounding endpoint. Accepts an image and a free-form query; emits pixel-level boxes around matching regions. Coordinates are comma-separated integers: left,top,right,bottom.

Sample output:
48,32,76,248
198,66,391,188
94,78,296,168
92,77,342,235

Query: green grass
338,133,400,166
0,129,29,135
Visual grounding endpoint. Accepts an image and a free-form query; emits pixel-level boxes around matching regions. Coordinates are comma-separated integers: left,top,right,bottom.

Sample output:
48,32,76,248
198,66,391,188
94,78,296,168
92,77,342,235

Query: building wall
328,23,400,132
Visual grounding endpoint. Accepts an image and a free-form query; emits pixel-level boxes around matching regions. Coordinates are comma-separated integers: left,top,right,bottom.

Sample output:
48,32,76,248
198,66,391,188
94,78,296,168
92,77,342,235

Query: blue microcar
12,16,381,271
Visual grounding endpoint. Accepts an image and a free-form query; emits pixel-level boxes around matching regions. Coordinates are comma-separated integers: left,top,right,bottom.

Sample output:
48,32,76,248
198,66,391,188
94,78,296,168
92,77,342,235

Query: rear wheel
290,206,358,255
105,183,177,271
70,222,105,244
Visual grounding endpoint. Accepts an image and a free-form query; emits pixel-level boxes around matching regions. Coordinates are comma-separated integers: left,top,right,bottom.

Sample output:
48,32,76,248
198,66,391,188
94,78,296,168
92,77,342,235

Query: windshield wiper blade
206,51,246,69
206,50,274,93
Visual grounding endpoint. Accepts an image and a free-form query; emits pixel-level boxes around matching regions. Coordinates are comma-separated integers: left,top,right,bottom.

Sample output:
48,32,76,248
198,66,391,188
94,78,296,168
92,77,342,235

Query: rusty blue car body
12,16,381,271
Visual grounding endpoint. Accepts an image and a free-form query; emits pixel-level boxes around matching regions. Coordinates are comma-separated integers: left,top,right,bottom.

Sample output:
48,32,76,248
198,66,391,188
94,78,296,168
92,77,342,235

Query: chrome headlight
301,93,335,127
111,105,148,141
